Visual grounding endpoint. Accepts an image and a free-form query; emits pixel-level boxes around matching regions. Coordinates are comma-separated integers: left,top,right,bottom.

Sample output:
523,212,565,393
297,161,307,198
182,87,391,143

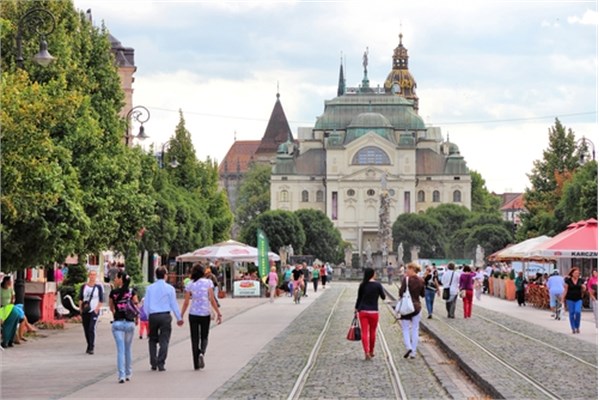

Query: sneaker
198,354,205,369
119,379,125,384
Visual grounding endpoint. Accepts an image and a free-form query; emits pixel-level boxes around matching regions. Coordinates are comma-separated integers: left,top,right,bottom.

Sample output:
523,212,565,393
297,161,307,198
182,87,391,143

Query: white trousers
401,311,421,356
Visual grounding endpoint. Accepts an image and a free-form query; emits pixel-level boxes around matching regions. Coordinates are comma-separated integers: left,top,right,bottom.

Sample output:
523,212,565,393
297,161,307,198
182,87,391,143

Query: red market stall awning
531,218,598,259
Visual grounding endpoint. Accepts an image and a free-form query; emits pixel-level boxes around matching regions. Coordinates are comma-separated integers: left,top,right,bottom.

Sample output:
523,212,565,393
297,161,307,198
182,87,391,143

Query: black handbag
346,314,361,341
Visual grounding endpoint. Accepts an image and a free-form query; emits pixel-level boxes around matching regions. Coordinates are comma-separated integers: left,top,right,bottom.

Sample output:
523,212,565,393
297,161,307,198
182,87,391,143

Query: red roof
500,193,525,211
218,140,260,175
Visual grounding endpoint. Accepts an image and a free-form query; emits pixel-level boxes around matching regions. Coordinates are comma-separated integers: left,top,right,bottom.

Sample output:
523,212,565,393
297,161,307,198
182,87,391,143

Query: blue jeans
425,289,436,316
566,299,582,330
112,320,135,380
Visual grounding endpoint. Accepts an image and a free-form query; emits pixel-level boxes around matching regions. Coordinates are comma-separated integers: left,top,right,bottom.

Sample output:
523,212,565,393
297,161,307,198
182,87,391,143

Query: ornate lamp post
16,8,56,69
159,139,182,169
576,136,595,165
13,7,56,306
125,106,150,146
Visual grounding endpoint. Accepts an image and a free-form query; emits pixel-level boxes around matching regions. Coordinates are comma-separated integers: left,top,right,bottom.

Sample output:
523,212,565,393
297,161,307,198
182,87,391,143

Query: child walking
138,298,149,339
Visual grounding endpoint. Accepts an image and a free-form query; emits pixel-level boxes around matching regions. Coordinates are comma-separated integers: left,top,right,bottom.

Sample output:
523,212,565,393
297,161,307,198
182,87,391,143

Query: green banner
257,229,269,283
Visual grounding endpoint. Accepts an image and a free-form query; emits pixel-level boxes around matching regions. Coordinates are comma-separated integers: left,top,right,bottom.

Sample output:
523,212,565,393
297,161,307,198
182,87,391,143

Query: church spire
337,53,345,97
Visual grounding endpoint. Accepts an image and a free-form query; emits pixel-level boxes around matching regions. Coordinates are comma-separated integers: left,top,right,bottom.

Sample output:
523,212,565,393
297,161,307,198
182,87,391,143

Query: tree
235,163,271,230
294,209,343,263
1,1,156,273
424,204,471,256
240,210,305,255
392,213,443,260
518,118,579,239
470,170,501,213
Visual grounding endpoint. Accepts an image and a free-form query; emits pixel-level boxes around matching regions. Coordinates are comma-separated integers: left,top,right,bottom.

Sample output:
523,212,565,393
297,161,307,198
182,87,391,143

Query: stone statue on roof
362,47,369,72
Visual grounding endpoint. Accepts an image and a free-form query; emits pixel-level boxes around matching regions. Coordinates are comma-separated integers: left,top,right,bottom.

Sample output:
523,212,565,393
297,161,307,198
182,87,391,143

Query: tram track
385,283,598,400
288,286,410,400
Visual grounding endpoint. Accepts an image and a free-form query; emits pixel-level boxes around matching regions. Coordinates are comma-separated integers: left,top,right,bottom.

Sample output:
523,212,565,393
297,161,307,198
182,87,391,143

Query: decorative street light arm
125,106,150,145
160,139,182,169
576,137,596,165
16,8,56,69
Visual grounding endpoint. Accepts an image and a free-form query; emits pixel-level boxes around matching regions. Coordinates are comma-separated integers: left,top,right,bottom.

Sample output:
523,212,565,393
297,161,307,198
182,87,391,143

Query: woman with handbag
78,270,104,355
109,272,138,383
354,267,386,360
398,262,424,359
441,262,460,319
423,267,440,319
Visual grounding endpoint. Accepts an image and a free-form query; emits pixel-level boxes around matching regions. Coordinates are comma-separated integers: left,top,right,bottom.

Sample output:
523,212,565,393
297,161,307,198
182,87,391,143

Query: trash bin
24,295,42,324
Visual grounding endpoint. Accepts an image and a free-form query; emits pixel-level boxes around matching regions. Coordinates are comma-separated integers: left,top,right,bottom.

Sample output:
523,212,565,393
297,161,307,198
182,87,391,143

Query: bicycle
293,283,302,304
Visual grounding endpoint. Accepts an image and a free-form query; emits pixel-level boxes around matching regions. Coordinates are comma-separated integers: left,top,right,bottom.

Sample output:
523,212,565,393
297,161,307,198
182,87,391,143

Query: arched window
352,146,391,165
367,189,376,196
433,190,440,202
316,190,324,202
301,190,309,202
417,190,425,202
453,190,461,202
280,190,289,202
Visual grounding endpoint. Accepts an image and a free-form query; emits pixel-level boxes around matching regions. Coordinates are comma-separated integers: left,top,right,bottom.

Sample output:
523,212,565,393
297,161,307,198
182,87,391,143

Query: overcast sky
73,0,598,194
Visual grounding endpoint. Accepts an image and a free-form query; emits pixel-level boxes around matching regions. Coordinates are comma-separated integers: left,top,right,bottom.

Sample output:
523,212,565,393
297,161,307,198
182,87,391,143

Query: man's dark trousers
148,312,172,369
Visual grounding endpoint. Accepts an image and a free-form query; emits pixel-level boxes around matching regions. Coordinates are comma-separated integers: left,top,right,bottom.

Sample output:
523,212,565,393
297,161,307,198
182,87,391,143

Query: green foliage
470,170,502,213
1,1,155,271
235,163,272,229
125,242,142,284
62,263,88,287
554,160,598,226
240,210,305,255
294,209,343,263
392,213,443,259
509,269,516,280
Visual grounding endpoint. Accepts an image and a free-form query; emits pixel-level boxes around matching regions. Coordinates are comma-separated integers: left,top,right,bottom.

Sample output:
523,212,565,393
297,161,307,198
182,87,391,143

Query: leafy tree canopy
294,209,343,263
240,210,305,255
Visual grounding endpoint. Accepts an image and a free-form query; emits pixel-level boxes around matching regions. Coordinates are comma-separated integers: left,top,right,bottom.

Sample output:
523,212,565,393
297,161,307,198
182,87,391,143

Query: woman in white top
180,263,222,370
441,262,461,318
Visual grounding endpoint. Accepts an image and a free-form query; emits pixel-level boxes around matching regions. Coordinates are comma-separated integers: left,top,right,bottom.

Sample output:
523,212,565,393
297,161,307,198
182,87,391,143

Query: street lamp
125,106,150,146
16,8,56,69
576,136,596,165
159,140,182,169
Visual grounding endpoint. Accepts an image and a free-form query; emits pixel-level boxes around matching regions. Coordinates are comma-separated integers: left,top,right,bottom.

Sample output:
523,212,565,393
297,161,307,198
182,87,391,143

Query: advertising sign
233,280,260,297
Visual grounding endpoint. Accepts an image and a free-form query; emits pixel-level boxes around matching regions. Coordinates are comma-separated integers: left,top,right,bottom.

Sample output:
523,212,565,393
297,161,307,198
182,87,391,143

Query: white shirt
441,269,461,296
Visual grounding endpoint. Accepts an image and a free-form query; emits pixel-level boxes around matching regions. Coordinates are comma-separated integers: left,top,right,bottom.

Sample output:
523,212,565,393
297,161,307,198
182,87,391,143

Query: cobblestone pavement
421,298,598,400
211,284,448,400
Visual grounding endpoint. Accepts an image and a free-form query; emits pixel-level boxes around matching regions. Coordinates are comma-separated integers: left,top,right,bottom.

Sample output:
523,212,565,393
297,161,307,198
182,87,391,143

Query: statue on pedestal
475,244,485,267
365,240,372,266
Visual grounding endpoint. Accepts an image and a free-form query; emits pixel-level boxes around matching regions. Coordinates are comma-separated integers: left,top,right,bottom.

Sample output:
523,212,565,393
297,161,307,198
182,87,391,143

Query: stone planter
499,279,506,299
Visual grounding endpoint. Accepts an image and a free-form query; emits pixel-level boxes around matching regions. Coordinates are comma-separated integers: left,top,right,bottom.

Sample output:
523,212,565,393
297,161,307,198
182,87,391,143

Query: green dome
348,112,393,128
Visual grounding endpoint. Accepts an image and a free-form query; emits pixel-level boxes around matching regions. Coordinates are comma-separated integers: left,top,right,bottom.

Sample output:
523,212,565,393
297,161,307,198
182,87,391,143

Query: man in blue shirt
143,266,183,371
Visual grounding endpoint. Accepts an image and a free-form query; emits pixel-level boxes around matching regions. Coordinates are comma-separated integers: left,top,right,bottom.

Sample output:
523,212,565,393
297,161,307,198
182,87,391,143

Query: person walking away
441,263,460,318
562,267,586,334
78,270,103,354
354,267,386,360
291,265,304,302
138,298,149,339
586,269,597,328
459,266,476,318
515,271,528,306
320,263,327,289
354,267,385,360
205,267,220,308
474,267,484,301
423,266,440,319
268,266,279,303
546,271,565,319
143,266,184,371
398,262,425,359
180,263,222,370
386,262,394,285
311,265,320,292
109,272,138,383
283,265,293,296
302,263,310,297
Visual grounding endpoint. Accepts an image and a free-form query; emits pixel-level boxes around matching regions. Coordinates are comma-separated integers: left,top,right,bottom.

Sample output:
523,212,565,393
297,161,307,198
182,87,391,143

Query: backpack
116,289,139,321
